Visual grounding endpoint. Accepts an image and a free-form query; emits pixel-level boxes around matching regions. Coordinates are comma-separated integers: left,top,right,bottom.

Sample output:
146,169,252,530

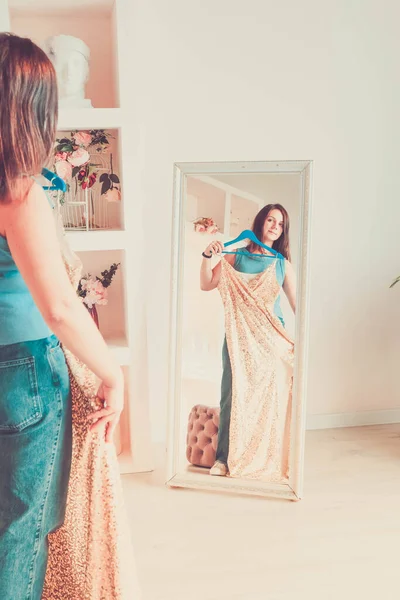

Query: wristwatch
202,252,212,259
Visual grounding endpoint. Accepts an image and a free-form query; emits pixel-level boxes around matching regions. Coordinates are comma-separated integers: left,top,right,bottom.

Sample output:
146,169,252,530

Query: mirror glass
167,161,311,499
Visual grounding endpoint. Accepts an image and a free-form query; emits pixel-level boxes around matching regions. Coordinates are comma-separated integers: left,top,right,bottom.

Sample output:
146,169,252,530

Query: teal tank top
233,249,286,326
0,235,53,345
0,181,54,345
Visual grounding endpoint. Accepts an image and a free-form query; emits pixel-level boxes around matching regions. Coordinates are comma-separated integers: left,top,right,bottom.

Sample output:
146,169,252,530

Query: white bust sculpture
44,35,93,108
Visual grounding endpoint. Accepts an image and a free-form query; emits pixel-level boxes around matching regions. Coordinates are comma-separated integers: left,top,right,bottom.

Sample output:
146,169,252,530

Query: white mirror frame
166,160,313,501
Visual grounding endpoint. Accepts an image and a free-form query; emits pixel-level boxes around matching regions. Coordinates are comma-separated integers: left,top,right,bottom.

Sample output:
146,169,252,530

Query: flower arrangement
54,130,120,196
77,263,121,309
193,217,219,234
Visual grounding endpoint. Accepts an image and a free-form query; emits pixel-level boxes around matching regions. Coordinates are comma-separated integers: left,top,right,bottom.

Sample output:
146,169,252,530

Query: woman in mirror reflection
200,205,296,482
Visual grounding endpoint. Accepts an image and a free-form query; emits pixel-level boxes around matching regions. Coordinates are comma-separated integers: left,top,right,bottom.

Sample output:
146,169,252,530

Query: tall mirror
167,161,312,500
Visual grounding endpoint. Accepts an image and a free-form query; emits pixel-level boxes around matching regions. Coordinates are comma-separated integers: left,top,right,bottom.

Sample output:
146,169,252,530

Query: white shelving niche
7,0,153,475
52,127,123,235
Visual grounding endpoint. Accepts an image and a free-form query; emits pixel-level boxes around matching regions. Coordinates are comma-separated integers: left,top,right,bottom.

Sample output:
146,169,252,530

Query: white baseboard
306,409,400,430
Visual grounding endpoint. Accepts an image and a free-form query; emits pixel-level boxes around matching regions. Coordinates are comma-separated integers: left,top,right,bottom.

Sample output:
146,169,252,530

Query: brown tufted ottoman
186,404,220,468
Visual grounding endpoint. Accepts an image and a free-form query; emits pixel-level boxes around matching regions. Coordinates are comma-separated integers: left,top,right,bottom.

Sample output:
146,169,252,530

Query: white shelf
66,230,127,252
107,337,130,366
58,108,122,131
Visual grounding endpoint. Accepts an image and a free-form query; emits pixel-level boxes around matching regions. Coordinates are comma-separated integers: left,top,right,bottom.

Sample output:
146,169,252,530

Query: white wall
187,177,227,232
0,0,9,29
122,0,400,443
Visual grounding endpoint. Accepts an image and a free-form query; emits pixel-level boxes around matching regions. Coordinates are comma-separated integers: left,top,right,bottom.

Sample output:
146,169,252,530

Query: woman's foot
210,461,228,476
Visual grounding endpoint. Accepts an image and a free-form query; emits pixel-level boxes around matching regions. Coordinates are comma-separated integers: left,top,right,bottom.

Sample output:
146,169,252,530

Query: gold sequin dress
218,259,294,482
42,213,141,599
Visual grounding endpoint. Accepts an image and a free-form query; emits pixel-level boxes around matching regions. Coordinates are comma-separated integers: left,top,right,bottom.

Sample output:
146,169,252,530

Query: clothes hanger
41,168,67,192
222,229,284,259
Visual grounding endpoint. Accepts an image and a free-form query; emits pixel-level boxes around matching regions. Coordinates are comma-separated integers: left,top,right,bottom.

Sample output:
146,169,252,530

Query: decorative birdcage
52,130,121,231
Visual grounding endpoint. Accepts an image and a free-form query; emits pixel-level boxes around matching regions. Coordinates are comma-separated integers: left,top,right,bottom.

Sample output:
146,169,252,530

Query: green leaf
110,174,120,183
57,144,73,153
99,173,109,183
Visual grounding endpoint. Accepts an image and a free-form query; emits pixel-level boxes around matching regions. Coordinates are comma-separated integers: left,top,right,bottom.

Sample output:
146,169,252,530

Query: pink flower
54,160,72,180
74,131,92,147
55,152,68,161
68,147,90,167
104,188,121,202
194,217,218,233
81,277,108,308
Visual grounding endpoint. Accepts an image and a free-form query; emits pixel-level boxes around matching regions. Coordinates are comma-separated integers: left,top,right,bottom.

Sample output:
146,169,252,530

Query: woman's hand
87,375,124,444
204,240,224,256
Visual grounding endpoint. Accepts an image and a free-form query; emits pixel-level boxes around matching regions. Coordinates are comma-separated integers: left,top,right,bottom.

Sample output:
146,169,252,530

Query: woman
0,34,137,599
200,204,296,481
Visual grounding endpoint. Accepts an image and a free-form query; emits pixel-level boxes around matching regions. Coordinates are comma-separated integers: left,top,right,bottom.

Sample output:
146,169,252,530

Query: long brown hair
247,203,291,261
0,33,58,203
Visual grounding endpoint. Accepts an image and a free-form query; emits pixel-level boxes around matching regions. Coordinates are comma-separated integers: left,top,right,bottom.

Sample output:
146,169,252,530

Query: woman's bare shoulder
1,180,52,239
284,259,294,271
0,182,39,235
1,180,46,214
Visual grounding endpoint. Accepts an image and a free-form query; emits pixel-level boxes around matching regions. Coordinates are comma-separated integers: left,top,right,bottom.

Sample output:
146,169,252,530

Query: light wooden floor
122,425,400,600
